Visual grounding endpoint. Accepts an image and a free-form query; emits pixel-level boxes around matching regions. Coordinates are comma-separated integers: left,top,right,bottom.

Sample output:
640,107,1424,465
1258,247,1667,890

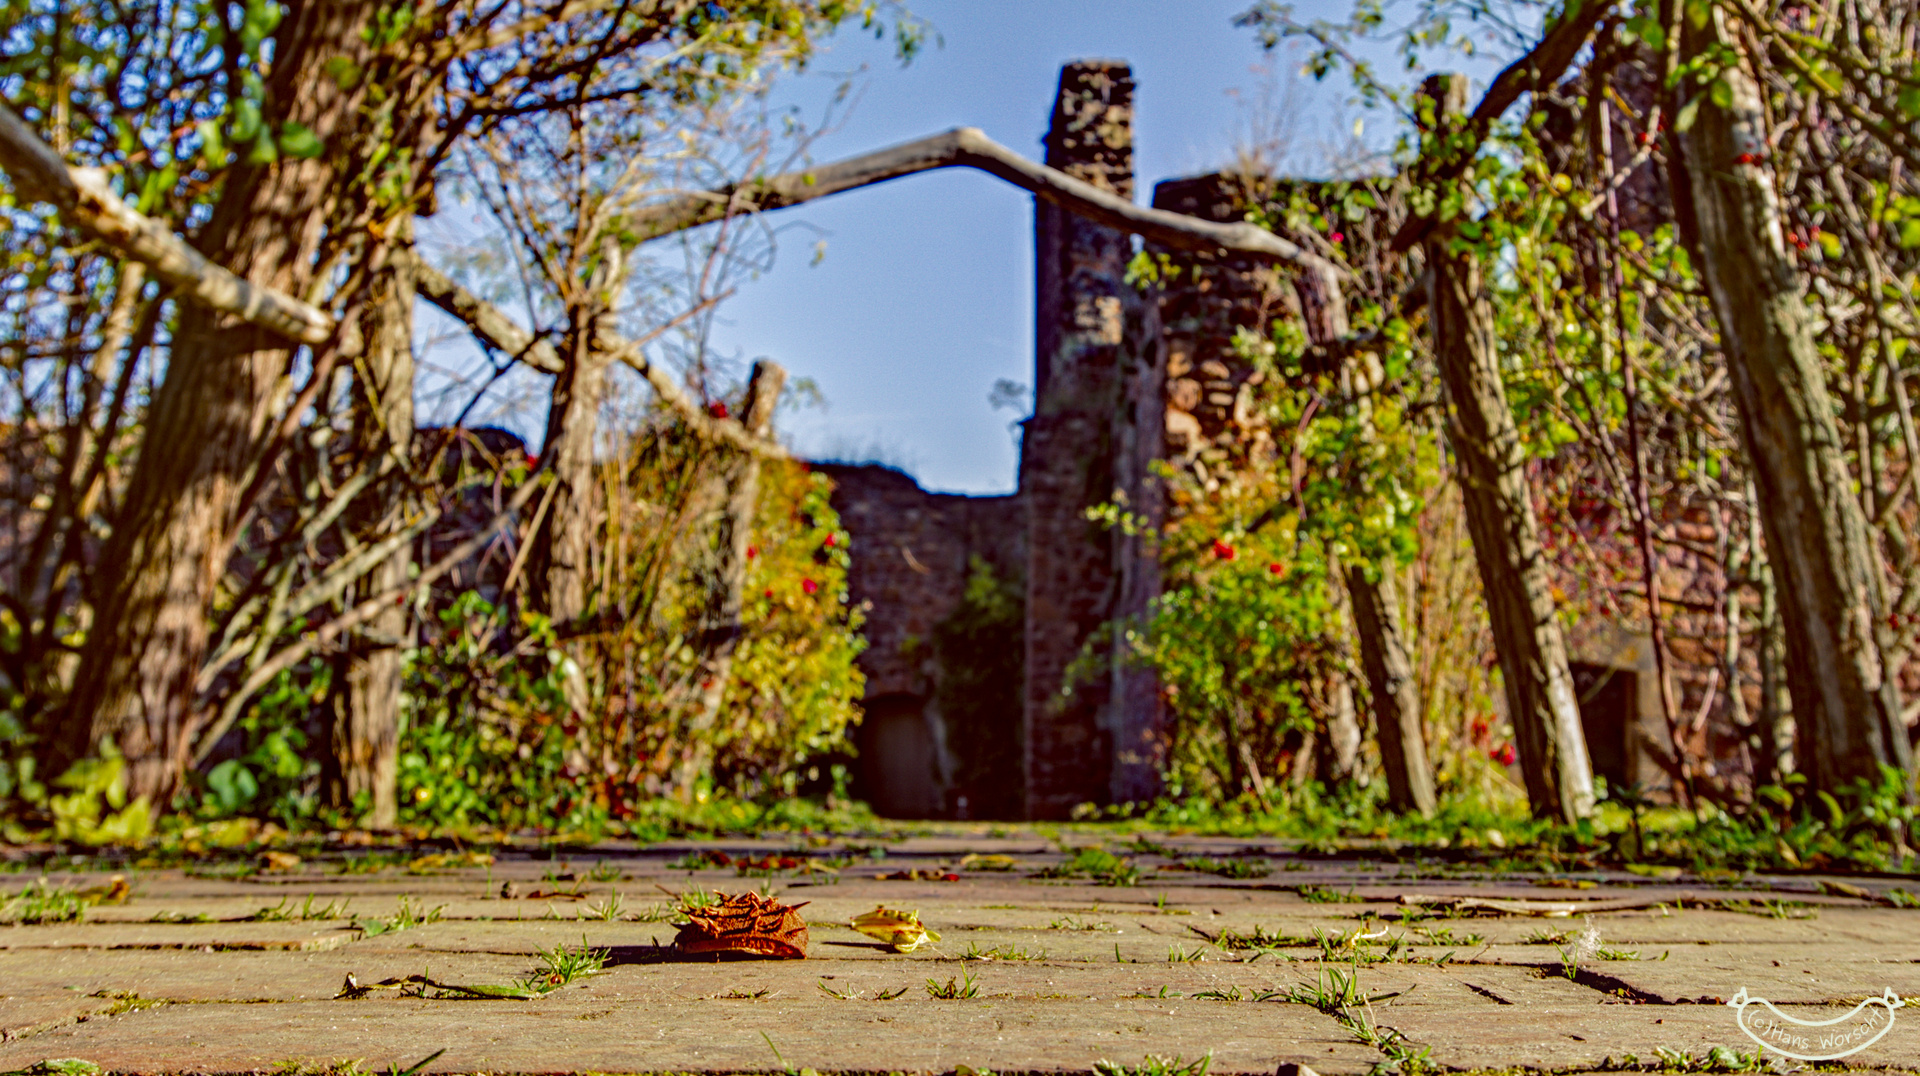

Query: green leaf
229,99,262,143
323,56,363,90
1900,86,1920,121
1674,97,1702,133
278,121,323,160
1900,218,1920,249
245,130,278,167
1709,77,1733,109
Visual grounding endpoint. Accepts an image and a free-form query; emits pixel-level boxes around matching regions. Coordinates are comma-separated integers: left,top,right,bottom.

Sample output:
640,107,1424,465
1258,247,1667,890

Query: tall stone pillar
1022,61,1164,818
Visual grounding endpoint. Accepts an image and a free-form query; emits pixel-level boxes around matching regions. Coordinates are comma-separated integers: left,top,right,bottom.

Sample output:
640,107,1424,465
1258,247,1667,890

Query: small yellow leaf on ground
850,905,941,952
959,854,1015,871
1625,864,1682,880
76,874,132,904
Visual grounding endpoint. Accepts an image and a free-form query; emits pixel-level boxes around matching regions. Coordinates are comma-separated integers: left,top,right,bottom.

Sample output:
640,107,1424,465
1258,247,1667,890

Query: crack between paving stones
1563,965,1677,1004
1455,978,1514,1004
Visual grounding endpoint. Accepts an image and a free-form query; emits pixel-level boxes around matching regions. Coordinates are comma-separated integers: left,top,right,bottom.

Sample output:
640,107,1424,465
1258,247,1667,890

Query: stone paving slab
1374,1002,1753,1071
0,922,359,951
1566,944,1920,1005
0,992,1385,1075
0,948,541,1003
5,838,1920,1073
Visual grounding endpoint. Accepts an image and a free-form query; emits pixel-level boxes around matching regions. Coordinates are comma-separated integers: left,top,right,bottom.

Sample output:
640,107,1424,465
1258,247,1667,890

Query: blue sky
419,1,1509,494
692,0,1358,494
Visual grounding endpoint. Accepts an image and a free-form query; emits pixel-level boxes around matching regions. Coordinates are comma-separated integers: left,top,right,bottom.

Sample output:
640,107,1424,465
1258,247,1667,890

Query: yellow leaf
849,905,941,953
959,853,1015,872
260,850,303,872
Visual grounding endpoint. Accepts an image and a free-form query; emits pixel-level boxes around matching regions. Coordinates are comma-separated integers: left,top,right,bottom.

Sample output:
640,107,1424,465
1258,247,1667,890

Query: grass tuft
925,966,981,999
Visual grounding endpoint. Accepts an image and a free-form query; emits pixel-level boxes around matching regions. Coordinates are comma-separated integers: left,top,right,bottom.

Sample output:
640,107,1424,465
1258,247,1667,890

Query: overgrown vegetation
1,0,1917,861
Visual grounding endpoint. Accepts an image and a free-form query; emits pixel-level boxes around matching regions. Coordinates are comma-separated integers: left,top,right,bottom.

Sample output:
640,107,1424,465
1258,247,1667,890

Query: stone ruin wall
816,463,1022,818
826,59,1774,818
1021,59,1165,819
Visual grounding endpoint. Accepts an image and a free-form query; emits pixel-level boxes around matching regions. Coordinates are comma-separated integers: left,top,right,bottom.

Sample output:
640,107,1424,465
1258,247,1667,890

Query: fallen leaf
675,891,811,959
850,905,941,952
959,854,1015,872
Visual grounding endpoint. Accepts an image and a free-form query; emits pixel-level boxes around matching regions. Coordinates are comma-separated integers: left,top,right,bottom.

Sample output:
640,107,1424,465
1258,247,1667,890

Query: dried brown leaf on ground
674,891,811,959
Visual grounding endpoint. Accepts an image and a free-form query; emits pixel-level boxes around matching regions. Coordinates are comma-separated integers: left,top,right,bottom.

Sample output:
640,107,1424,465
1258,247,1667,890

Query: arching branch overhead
628,126,1344,278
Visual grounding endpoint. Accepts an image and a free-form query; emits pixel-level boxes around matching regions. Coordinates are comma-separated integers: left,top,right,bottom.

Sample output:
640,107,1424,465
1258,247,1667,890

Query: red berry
824,534,836,548
802,578,819,595
1211,539,1237,561
1268,562,1284,576
746,545,758,559
1329,231,1345,243
707,400,729,419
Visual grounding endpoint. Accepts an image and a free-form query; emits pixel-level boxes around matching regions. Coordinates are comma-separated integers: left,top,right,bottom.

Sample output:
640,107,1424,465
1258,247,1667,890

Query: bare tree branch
628,126,1344,276
0,102,335,345
407,255,784,457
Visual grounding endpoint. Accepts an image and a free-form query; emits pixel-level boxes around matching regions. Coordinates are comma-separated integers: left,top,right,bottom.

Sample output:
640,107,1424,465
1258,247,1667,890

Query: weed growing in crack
252,895,352,922
1214,925,1308,950
1297,885,1362,904
1166,943,1207,963
91,989,165,1015
1048,915,1118,932
961,941,1048,961
354,895,444,937
580,892,624,921
1554,917,1602,980
0,880,86,924
149,910,214,923
1037,847,1140,886
1285,961,1367,1011
817,979,908,1000
1409,925,1482,946
1168,856,1272,879
529,938,608,990
1652,1045,1775,1073
1286,956,1434,1073
925,966,981,999
1092,1053,1211,1076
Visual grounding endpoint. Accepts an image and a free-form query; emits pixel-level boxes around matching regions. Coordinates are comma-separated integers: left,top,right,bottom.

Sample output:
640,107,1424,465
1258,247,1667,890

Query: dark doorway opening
1569,662,1637,789
853,693,945,818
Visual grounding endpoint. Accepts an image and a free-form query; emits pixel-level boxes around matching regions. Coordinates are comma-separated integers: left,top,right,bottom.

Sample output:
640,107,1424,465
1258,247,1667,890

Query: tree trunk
532,311,614,632
674,360,786,799
63,2,380,804
326,241,417,829
1348,563,1436,813
1320,555,1365,788
1669,11,1912,795
1294,261,1436,814
1421,73,1593,822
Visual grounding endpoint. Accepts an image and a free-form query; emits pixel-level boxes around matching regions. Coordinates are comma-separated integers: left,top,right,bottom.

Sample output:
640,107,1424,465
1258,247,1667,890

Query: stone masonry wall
820,464,1022,701
1021,60,1165,818
820,463,1023,817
